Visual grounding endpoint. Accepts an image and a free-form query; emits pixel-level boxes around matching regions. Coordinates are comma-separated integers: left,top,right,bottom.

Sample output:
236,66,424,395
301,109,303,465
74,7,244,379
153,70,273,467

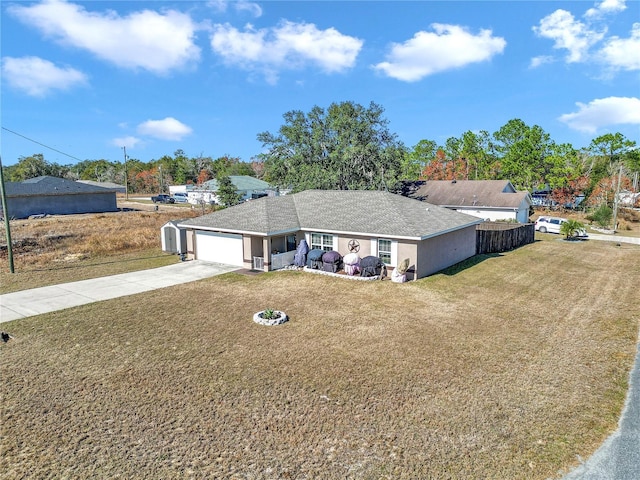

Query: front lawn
2,239,638,479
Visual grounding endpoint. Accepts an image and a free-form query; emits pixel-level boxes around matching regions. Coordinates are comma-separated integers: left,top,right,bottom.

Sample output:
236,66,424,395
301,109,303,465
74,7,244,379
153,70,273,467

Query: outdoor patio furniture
343,252,360,276
321,250,342,273
391,258,410,283
293,239,309,267
360,256,386,278
307,249,325,269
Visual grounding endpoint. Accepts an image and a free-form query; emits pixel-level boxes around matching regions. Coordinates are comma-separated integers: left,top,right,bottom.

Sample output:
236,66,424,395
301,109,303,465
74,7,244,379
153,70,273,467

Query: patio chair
307,249,325,269
391,258,410,283
321,250,342,273
343,252,360,276
293,239,309,267
360,256,387,279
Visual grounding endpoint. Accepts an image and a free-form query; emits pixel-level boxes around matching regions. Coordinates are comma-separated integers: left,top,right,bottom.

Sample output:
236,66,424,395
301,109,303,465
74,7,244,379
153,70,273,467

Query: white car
535,216,588,237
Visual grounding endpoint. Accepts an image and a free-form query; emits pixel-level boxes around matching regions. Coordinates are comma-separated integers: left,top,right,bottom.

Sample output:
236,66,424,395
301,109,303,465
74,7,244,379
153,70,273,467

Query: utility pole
122,146,129,200
612,163,623,232
0,155,15,273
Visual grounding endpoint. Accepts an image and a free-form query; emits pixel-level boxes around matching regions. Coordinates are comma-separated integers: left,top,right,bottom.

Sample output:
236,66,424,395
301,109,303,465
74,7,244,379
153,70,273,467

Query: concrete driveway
0,260,237,323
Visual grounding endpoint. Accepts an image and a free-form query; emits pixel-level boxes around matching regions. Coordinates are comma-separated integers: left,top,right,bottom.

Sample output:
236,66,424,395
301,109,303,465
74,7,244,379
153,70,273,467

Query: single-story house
76,180,126,194
398,180,532,223
2,176,118,219
176,190,483,280
187,176,274,205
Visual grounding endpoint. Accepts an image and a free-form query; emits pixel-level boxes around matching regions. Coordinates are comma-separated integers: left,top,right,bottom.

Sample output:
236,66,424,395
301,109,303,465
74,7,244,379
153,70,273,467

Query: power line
1,126,85,162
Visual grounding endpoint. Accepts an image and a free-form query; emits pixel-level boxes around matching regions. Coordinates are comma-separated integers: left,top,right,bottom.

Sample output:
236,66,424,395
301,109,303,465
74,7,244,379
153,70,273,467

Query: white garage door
195,231,244,266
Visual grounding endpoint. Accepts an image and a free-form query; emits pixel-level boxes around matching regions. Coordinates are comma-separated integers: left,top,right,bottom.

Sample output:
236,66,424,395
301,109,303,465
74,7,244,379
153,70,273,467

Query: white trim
370,238,377,256
391,240,398,266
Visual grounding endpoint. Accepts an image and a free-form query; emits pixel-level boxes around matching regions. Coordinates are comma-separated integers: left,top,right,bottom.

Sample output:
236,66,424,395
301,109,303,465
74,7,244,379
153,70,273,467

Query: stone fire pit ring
253,310,289,326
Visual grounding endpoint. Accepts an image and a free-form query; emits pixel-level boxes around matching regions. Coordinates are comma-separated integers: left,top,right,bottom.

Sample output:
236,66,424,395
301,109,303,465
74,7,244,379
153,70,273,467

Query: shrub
587,204,613,228
560,219,586,240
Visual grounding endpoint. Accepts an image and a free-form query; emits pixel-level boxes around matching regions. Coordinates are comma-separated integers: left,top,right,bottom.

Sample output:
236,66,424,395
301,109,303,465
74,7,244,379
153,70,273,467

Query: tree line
4,100,639,209
257,101,638,209
2,151,261,194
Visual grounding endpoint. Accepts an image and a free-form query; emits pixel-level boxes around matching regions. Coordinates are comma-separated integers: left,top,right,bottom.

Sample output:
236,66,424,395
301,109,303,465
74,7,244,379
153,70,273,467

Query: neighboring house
76,180,126,194
619,190,640,207
2,176,118,219
398,180,532,223
187,176,273,205
176,190,483,280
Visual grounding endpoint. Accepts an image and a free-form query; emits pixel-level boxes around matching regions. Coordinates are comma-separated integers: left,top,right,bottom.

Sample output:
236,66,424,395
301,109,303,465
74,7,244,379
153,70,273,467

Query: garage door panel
195,231,243,267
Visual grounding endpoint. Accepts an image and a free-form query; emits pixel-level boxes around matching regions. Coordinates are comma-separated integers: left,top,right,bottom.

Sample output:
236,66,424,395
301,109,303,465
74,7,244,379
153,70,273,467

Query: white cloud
585,0,627,18
8,0,200,75
207,0,261,16
529,55,555,69
1,56,87,97
210,21,363,82
558,96,640,133
235,1,262,18
532,1,638,71
597,23,640,70
372,24,506,82
532,9,604,63
137,117,193,141
112,136,142,149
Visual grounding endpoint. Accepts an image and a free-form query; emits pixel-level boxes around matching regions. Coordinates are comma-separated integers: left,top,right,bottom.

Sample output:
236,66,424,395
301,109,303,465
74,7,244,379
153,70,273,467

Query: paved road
588,233,640,245
563,339,640,480
0,260,237,323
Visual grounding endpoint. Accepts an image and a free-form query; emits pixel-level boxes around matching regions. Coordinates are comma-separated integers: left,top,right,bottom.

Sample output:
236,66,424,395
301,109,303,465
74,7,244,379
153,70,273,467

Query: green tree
216,175,242,207
4,154,67,181
258,101,406,191
460,130,495,180
492,119,554,191
588,133,636,173
402,139,437,180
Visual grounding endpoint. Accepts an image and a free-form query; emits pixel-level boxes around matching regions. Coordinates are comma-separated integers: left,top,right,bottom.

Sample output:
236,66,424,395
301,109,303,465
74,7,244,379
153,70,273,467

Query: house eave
176,223,300,237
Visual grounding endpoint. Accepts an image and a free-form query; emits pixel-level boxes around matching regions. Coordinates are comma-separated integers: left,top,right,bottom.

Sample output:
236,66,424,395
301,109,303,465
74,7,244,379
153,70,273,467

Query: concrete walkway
0,260,237,323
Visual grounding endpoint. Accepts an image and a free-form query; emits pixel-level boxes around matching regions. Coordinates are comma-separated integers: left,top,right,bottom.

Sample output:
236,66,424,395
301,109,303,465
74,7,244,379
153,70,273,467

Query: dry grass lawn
0,209,197,293
2,238,639,479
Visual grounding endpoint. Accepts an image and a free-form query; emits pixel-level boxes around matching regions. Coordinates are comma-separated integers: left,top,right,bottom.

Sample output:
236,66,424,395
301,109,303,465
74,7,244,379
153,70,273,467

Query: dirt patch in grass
2,240,638,479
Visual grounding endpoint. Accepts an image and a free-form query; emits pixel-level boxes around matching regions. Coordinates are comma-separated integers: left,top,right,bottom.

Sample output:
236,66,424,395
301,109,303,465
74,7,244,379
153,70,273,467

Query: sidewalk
0,260,237,323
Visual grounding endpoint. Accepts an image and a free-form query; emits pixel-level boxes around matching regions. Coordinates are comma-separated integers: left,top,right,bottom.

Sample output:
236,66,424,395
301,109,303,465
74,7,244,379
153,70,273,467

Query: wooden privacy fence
476,222,535,254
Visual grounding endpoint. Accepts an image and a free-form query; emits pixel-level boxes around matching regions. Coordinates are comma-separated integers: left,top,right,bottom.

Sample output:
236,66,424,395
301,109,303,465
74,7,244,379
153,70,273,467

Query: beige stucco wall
415,225,477,278
335,234,374,258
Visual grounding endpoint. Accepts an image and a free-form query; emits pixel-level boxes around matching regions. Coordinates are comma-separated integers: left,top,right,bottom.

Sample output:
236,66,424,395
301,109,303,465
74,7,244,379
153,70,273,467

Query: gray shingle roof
178,190,482,240
400,180,531,209
5,176,115,196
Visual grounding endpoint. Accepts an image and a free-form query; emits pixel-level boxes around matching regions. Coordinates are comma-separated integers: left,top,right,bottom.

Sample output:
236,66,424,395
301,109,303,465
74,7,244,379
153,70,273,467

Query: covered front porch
244,232,301,271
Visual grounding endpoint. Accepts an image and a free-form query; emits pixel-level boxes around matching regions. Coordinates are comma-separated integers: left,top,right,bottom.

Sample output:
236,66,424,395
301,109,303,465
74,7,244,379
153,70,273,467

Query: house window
311,233,333,251
378,239,392,264
286,235,297,252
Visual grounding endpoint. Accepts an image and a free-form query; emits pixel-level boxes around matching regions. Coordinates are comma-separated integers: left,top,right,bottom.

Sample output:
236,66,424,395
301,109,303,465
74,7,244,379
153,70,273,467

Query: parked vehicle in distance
151,194,175,204
535,216,588,237
173,192,188,203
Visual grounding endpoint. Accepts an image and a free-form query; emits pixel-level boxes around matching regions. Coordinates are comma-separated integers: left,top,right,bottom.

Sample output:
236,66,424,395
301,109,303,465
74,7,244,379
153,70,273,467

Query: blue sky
1,0,639,167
